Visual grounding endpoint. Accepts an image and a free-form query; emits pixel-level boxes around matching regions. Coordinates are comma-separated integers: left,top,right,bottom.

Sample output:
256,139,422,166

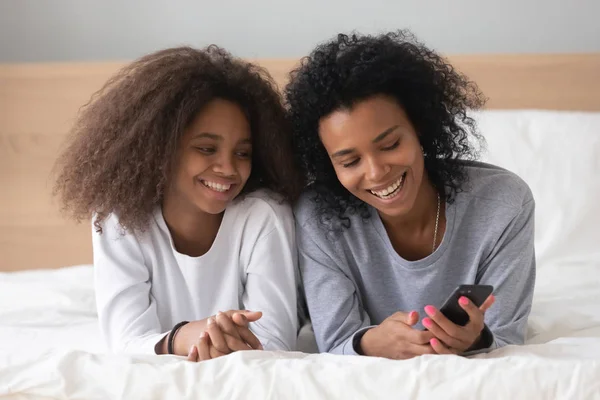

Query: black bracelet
167,320,189,355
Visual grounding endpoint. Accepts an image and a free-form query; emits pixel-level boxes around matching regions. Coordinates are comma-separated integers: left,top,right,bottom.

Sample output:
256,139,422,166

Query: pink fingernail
422,318,432,328
424,305,436,316
430,338,439,346
459,296,469,306
409,311,417,319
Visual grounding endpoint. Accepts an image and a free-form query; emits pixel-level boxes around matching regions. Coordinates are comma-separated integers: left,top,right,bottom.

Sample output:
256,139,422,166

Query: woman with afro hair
287,30,535,359
54,46,303,361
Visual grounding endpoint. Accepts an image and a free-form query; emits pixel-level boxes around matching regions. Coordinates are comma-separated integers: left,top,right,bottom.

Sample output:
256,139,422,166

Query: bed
1,54,600,399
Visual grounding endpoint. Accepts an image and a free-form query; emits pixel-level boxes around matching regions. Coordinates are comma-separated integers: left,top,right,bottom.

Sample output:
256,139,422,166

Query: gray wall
1,0,599,63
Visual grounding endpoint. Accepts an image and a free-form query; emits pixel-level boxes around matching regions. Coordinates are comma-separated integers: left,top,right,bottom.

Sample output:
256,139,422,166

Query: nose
364,155,390,182
213,153,237,177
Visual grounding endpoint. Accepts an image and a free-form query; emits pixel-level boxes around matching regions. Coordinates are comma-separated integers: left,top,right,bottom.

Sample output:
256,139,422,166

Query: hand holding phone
422,284,495,354
438,284,494,326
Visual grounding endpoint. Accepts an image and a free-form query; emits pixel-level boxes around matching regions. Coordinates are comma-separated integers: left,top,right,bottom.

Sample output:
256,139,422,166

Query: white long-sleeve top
92,190,298,355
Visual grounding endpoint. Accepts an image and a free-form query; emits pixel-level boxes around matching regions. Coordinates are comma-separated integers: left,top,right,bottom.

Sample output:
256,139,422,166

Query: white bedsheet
2,109,600,399
1,264,599,400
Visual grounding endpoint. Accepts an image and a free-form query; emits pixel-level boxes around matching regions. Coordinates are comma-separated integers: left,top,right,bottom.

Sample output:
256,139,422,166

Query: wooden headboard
1,53,599,271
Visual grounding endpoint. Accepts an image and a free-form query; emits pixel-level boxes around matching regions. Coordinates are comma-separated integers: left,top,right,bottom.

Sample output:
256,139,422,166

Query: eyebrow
192,132,251,144
373,125,399,143
331,125,400,158
192,132,222,141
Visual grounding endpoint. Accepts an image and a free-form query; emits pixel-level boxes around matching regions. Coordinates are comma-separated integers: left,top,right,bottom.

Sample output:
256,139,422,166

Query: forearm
244,227,299,352
478,197,536,348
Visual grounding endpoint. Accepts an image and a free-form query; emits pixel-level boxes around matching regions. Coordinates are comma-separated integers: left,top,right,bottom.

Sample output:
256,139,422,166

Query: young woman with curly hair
54,46,303,361
286,31,536,359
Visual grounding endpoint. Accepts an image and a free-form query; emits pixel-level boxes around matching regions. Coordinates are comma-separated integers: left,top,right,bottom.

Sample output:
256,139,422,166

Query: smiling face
318,95,427,219
166,98,252,216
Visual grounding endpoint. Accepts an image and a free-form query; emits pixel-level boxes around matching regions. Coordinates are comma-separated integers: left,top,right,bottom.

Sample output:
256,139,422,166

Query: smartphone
437,284,494,326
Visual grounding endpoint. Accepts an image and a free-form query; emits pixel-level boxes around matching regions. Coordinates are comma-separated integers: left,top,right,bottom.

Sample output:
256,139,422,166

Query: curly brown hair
53,45,302,233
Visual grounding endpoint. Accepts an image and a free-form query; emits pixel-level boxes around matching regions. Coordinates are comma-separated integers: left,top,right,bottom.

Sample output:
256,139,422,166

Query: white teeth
202,180,231,192
370,174,405,199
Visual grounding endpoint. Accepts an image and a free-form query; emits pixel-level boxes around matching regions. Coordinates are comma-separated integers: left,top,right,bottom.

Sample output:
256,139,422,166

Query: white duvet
2,110,600,399
1,263,599,400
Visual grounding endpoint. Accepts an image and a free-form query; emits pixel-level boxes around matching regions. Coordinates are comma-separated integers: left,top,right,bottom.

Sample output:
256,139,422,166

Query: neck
379,174,439,234
162,194,223,257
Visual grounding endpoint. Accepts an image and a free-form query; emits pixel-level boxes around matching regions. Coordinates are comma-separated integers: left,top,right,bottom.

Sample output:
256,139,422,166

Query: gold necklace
432,192,441,252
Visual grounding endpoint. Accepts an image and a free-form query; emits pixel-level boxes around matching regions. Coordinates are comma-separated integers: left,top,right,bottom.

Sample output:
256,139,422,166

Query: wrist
467,325,493,352
174,318,214,355
168,321,190,355
156,334,169,355
357,327,376,356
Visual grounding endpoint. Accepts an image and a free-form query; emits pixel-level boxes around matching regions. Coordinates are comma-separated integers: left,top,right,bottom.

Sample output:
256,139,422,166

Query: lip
198,178,239,202
366,172,406,192
199,177,239,186
366,172,408,205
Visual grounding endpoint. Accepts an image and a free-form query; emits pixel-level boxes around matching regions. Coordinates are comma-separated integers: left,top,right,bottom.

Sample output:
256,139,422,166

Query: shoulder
91,211,162,257
93,212,139,243
93,210,162,240
228,189,295,235
459,161,534,210
293,189,320,228
293,188,344,236
232,189,293,220
91,212,157,274
293,187,373,247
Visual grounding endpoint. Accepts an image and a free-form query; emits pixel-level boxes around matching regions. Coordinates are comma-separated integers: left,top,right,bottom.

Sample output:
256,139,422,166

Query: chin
193,201,227,215
206,207,227,215
192,185,243,215
357,193,413,218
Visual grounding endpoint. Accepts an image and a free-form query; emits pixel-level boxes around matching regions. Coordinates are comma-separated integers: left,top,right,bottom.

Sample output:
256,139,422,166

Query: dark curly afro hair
285,30,487,229
54,45,302,234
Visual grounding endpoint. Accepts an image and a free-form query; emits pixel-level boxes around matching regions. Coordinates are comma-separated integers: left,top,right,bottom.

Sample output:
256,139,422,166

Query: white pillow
472,110,600,269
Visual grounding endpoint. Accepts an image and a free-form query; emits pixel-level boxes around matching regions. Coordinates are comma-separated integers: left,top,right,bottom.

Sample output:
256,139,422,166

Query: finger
406,311,419,326
459,297,487,339
403,342,436,357
209,346,227,359
390,311,413,323
237,326,264,350
405,326,435,345
232,313,249,327
479,294,496,313
430,338,456,355
226,310,263,322
224,335,256,351
187,345,198,362
206,317,231,354
216,312,242,340
241,311,263,321
422,317,464,350
424,305,470,346
197,332,211,361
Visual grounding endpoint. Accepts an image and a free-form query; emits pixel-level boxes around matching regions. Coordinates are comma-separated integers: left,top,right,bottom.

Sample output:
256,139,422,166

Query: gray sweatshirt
295,162,536,356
